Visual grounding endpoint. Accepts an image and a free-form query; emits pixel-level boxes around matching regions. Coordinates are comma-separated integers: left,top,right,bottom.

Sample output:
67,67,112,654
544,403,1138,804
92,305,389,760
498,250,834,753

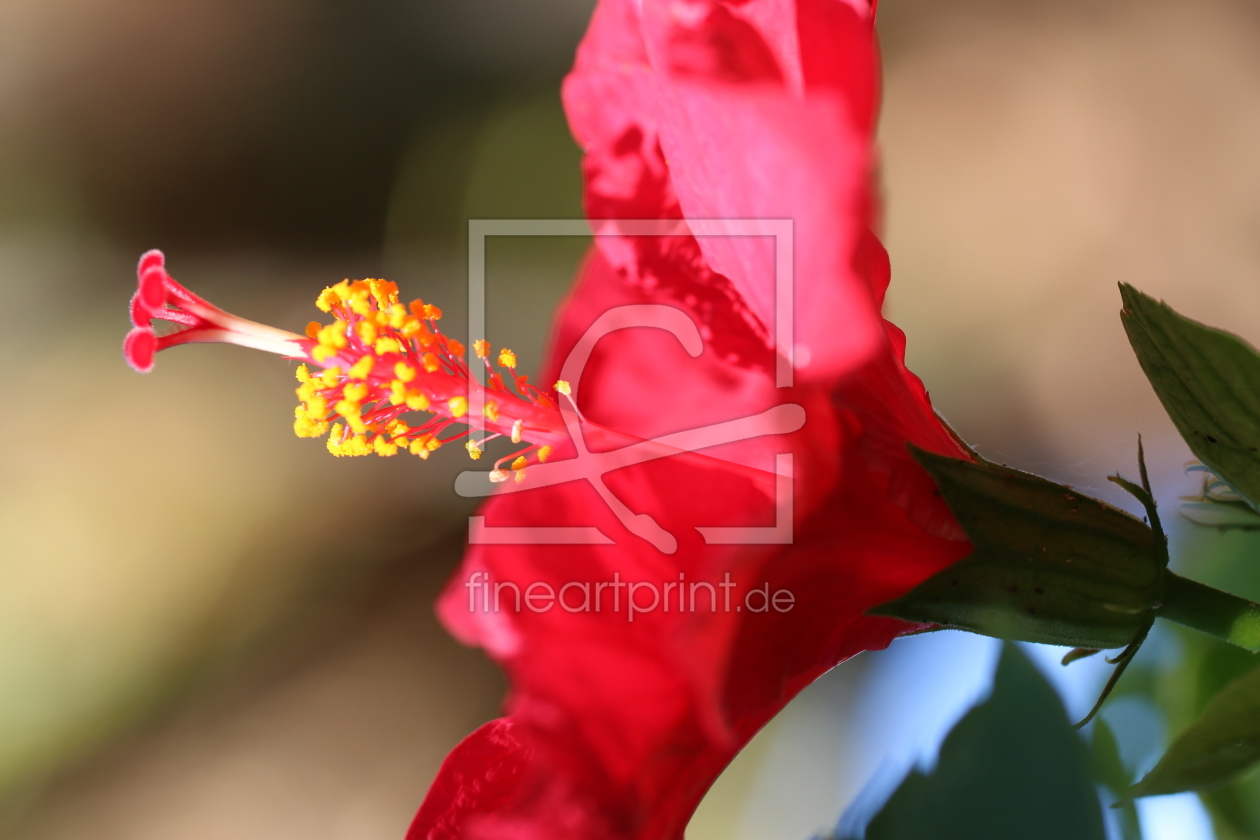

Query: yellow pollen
390,379,407,405
373,436,399,457
320,367,341,387
423,303,442,320
447,339,465,357
343,382,369,402
511,456,527,471
538,445,552,462
422,353,440,373
409,439,431,459
483,401,499,421
555,380,571,396
358,321,377,344
312,345,336,363
395,362,416,382
405,392,430,411
511,419,523,444
388,304,407,329
473,339,490,359
306,321,322,339
449,396,469,418
489,469,509,483
316,288,339,312
514,468,527,484
466,439,482,460
295,364,310,382
349,355,374,380
374,337,401,355
498,348,517,369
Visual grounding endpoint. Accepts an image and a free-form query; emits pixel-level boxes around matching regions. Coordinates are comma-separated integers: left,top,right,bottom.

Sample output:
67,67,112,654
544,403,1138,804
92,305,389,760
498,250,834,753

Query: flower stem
1158,573,1260,651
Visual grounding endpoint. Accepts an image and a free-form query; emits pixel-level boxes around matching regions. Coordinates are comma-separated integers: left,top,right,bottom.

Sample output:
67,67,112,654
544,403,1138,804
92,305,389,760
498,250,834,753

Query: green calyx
871,447,1164,651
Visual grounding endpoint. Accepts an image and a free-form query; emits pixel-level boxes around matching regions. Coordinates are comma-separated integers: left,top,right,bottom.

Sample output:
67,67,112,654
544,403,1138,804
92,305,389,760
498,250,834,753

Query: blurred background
0,0,1258,838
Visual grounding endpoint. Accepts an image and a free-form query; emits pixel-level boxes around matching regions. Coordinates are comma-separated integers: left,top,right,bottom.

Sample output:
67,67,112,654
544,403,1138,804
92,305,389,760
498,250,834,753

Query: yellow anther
514,469,527,484
312,345,336,363
343,382,369,402
388,303,407,330
293,405,330,438
466,439,482,460
316,287,340,312
511,456,528,471
422,353,440,373
387,419,409,438
296,379,320,401
447,338,465,357
449,395,468,418
373,436,399,457
409,300,427,319
318,321,348,349
483,401,499,421
295,364,311,383
538,445,552,462
343,434,372,457
555,380,571,396
306,321,322,339
306,396,327,417
405,392,430,411
399,317,423,338
320,366,341,387
349,291,372,317
389,379,407,406
511,419,523,444
409,438,432,459
394,362,416,382
423,303,442,321
349,355,374,380
327,424,368,457
332,280,353,302
374,337,401,355
498,348,517,369
473,339,491,359
358,321,377,344
369,279,398,308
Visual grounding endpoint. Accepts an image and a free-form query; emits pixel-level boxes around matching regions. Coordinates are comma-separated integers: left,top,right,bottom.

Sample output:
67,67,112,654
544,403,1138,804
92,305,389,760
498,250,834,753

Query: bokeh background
1,0,1259,837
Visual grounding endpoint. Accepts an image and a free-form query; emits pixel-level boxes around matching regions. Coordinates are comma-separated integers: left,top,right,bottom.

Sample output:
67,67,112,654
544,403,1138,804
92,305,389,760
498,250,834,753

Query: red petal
421,251,970,838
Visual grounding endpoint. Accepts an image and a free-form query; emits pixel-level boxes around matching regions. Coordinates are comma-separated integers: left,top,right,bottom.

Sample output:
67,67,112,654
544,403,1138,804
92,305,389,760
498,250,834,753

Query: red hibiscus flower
408,1,972,839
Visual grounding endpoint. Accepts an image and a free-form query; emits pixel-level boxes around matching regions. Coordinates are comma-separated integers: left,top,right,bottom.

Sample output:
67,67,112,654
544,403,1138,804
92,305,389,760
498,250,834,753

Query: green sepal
871,447,1162,650
1120,284,1260,512
1131,662,1260,798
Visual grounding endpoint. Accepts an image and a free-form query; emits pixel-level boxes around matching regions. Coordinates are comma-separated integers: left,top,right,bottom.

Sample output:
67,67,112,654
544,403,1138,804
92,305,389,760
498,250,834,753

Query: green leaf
1120,284,1260,512
1132,661,1260,797
872,448,1162,650
858,644,1107,840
